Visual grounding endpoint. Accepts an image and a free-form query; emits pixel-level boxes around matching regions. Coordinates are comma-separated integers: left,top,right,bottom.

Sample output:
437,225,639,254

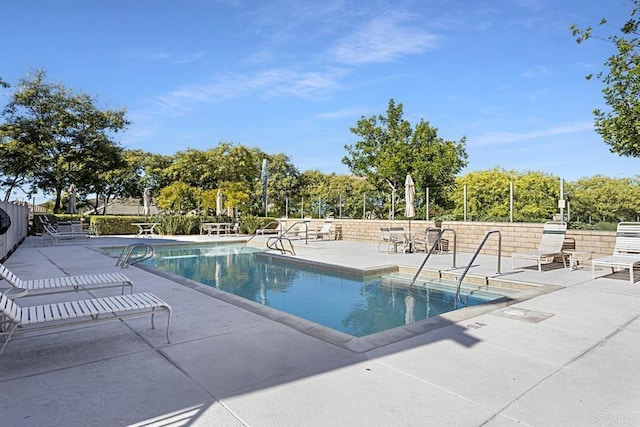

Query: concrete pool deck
1,235,639,426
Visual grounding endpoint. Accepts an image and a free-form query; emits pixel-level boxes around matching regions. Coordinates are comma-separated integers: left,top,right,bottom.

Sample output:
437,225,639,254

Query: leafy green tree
219,143,260,188
219,181,251,217
570,175,640,222
514,172,562,221
0,70,129,212
164,148,217,189
261,153,300,217
299,172,376,218
571,2,640,157
452,169,560,222
164,143,260,193
298,170,327,218
156,181,202,214
79,144,125,213
0,132,42,201
136,151,174,195
200,189,219,215
453,169,514,221
343,99,467,215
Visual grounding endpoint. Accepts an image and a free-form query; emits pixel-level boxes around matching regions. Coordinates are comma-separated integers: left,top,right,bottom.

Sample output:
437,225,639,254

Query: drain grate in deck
490,307,553,323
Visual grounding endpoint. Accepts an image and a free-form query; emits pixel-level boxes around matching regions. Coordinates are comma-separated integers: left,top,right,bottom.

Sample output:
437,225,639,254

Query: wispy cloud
473,122,594,146
313,106,371,120
522,65,551,79
150,67,346,115
129,50,206,65
172,51,207,64
329,12,441,65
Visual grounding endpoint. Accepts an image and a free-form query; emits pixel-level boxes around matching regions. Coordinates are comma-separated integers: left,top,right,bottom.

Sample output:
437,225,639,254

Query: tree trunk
53,187,63,213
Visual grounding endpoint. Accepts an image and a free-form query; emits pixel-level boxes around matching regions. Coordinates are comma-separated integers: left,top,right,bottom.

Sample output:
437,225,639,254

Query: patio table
132,222,158,237
201,222,232,236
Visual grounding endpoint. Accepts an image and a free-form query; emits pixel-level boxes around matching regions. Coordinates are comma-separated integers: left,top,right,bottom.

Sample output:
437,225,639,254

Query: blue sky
3,0,639,182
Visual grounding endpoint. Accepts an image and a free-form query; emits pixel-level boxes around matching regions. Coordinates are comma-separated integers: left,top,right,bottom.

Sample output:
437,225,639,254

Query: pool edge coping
127,249,557,353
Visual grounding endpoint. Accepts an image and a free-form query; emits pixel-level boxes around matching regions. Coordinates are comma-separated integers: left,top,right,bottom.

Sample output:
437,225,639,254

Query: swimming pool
133,243,507,337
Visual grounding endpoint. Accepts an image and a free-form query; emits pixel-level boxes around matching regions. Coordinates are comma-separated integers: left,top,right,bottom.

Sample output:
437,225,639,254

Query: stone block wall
300,218,616,258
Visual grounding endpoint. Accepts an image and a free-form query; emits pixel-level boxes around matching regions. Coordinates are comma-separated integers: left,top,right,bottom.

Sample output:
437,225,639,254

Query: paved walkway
1,235,639,426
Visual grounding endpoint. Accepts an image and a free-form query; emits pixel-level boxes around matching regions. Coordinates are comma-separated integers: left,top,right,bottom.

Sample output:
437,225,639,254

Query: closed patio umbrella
405,174,415,222
216,188,223,216
405,174,416,252
143,187,151,216
67,184,77,214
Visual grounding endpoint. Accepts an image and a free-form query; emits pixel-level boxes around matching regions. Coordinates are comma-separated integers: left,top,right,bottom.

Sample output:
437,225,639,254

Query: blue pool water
137,243,502,337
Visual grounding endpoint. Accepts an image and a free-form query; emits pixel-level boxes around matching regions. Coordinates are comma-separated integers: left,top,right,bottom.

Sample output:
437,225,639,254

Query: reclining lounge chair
511,222,567,272
0,262,133,296
256,220,285,235
307,220,335,240
0,289,172,355
42,222,90,244
591,222,640,284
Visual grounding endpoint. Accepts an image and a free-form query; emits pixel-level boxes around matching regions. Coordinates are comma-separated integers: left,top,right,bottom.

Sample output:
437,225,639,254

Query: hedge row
32,214,278,236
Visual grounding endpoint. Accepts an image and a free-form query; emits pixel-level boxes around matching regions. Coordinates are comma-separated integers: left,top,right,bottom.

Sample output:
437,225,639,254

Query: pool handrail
454,229,502,305
116,243,155,269
410,228,457,287
267,235,296,255
264,220,312,255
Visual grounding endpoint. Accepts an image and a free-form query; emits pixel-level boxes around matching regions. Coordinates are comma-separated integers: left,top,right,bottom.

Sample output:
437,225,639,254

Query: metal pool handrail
267,235,296,255
116,243,155,269
265,220,311,255
455,229,502,305
410,228,457,287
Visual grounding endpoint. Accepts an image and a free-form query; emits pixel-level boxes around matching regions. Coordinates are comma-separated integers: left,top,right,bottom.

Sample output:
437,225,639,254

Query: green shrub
157,216,180,235
91,216,145,235
240,215,262,234
569,221,598,230
593,221,618,231
156,215,201,235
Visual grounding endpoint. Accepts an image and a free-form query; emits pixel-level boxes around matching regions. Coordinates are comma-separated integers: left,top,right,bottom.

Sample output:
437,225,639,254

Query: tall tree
452,169,560,222
0,132,42,200
156,181,202,214
571,175,640,222
262,152,300,217
164,143,260,193
0,70,129,212
343,99,467,213
571,1,640,157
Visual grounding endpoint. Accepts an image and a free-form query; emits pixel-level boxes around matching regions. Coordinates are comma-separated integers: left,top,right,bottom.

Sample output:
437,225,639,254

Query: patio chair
511,221,567,272
591,222,640,284
257,219,285,235
377,227,391,252
0,262,134,296
413,228,445,253
0,289,172,355
378,227,407,253
307,220,334,240
42,222,90,244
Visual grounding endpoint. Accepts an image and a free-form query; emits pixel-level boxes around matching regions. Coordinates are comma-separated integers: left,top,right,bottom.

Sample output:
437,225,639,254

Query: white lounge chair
0,262,133,296
307,220,335,240
42,222,90,244
256,220,284,235
512,222,567,271
0,290,172,355
591,222,640,284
